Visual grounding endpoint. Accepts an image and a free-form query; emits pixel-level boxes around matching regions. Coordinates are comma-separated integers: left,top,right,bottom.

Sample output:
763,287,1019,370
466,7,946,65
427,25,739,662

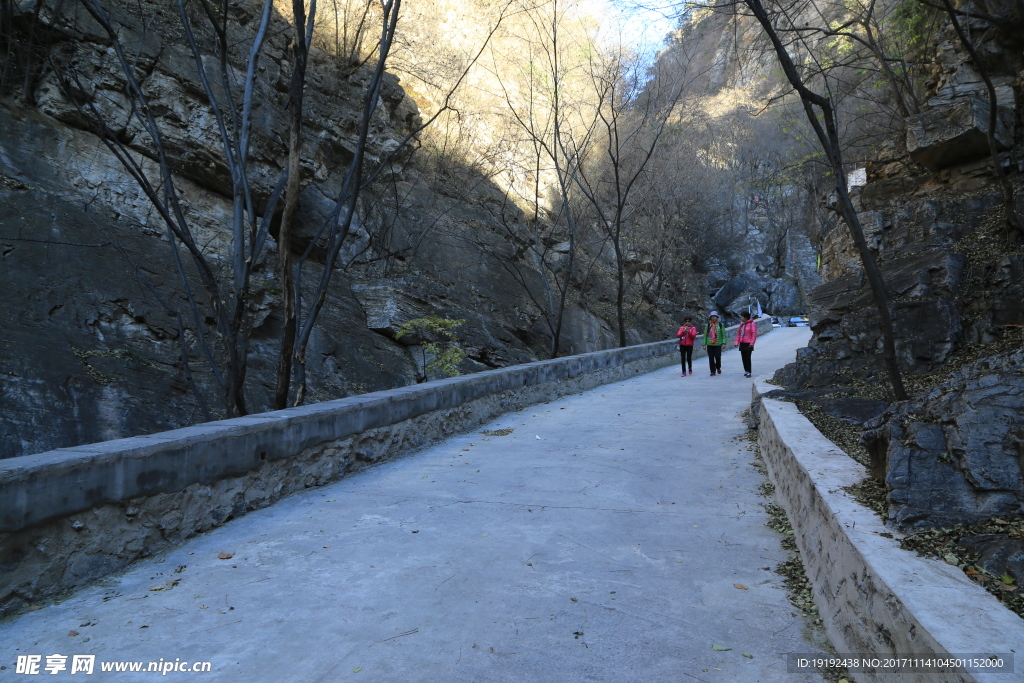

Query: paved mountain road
2,328,823,682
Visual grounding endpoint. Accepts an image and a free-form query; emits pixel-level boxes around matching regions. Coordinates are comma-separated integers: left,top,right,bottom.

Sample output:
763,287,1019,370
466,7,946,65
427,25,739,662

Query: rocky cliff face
0,0,707,458
771,8,1024,529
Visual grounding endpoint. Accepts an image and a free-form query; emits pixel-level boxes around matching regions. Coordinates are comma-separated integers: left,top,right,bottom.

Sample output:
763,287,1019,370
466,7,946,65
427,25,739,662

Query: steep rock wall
772,11,1024,529
0,0,701,458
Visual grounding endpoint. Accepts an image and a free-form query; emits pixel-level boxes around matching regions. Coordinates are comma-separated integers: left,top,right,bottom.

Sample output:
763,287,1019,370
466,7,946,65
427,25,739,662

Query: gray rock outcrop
906,92,1014,171
862,351,1024,530
774,4,1024,392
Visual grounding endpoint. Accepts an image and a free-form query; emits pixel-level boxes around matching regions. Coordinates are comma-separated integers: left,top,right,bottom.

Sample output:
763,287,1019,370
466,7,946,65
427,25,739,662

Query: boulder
712,275,746,311
906,95,1014,171
349,279,430,338
766,279,801,315
862,350,1024,529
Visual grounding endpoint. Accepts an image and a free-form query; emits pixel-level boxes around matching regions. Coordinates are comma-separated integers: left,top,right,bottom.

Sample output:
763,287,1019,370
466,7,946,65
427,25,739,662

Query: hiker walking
676,316,698,376
735,311,758,378
703,311,726,376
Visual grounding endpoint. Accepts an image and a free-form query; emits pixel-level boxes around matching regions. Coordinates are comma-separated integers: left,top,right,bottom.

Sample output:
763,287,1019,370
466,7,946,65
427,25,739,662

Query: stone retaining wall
753,383,1024,683
0,318,770,615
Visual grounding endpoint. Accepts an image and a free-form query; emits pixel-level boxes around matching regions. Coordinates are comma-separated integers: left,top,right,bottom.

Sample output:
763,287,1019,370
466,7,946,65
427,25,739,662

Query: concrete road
2,328,820,682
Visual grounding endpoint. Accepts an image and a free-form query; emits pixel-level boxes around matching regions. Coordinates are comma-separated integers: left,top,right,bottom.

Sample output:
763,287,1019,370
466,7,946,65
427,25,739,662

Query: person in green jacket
702,311,726,376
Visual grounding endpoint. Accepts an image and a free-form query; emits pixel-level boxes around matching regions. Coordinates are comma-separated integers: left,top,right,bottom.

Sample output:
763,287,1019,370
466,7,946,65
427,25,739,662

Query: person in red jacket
735,311,758,377
676,316,698,376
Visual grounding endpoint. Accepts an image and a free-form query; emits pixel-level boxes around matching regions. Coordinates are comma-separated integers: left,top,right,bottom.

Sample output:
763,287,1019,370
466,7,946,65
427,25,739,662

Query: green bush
395,315,467,380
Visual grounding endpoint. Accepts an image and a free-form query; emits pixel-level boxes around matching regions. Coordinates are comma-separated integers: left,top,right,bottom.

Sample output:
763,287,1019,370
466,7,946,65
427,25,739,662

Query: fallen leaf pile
843,477,887,517
763,500,820,620
763,503,796,552
900,517,1024,618
482,428,514,437
776,557,817,617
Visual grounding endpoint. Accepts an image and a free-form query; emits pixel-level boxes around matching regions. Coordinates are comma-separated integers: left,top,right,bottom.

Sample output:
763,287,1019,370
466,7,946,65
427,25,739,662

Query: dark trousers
679,345,693,372
707,345,722,373
740,342,753,373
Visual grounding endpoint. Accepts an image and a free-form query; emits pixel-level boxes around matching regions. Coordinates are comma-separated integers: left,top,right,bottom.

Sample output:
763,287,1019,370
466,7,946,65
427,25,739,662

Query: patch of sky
589,0,680,67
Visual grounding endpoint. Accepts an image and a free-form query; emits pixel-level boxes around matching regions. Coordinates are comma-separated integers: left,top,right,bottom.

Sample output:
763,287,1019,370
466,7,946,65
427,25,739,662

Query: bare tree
792,0,926,118
275,0,318,409
740,0,908,399
479,0,603,358
570,45,686,347
286,0,514,402
61,0,287,417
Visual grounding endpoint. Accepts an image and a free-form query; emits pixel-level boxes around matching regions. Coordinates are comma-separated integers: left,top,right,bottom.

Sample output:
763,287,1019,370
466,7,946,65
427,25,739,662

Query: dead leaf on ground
68,631,79,637
733,583,748,590
742,652,754,659
217,552,233,560
712,644,731,651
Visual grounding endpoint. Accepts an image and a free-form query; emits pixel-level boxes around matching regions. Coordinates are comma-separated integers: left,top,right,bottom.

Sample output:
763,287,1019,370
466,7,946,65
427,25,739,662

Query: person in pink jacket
676,316,698,376
735,311,758,377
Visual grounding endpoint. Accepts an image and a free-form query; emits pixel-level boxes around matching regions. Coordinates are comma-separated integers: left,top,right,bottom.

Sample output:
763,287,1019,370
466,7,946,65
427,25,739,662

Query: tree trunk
275,0,312,409
615,235,626,347
743,0,908,399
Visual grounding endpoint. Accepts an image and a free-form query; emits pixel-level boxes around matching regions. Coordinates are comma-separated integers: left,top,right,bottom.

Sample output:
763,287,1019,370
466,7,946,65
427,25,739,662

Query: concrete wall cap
757,396,1024,678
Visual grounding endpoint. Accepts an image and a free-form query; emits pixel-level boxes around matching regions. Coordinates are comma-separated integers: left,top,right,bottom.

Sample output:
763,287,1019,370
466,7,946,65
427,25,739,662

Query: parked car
770,316,782,328
787,316,810,327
